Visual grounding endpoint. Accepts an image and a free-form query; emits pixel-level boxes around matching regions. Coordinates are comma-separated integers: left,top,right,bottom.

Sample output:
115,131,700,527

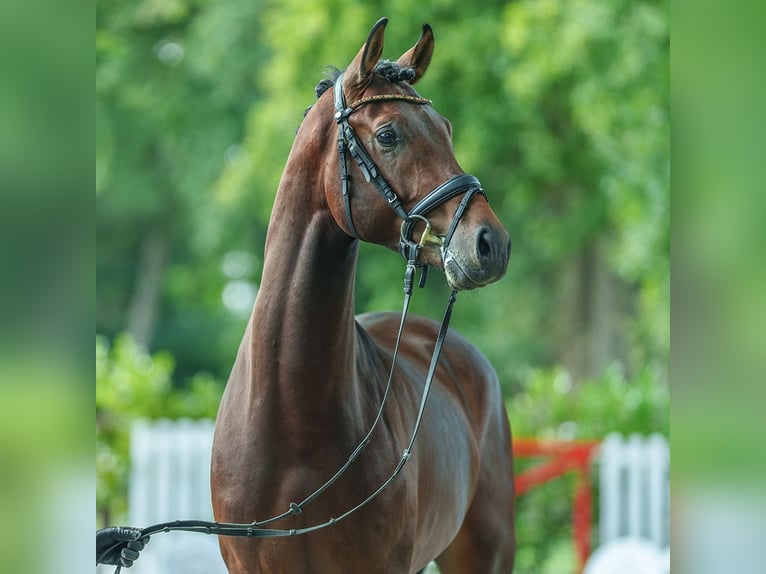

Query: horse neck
244,138,361,417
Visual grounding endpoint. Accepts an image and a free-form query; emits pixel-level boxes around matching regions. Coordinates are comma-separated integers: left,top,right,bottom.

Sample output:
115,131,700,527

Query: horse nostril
479,235,491,258
476,227,493,262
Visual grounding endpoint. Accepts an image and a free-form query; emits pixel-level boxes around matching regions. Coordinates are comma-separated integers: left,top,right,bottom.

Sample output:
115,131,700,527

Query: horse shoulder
355,310,502,435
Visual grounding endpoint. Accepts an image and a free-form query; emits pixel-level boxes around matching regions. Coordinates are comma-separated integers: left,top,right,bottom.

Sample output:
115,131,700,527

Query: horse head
308,18,511,291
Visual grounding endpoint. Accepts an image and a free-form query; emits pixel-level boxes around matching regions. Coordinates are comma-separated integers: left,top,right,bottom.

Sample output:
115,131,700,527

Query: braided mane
304,61,416,118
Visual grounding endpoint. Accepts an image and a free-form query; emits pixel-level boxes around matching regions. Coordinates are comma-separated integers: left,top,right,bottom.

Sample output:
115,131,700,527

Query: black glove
96,527,150,568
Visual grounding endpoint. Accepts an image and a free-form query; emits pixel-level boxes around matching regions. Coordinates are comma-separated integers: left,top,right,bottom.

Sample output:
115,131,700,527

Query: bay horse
211,18,515,573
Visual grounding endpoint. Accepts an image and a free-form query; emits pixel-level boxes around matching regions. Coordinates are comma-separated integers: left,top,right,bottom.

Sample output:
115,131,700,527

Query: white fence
124,419,227,574
118,420,668,574
586,433,670,574
599,433,670,548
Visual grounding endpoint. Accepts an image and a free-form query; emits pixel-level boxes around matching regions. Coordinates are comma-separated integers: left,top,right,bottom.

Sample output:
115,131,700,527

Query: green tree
96,334,220,525
97,0,269,380
98,0,668,391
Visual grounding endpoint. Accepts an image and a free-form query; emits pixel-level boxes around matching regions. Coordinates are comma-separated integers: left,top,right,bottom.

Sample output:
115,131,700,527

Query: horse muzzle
443,223,511,291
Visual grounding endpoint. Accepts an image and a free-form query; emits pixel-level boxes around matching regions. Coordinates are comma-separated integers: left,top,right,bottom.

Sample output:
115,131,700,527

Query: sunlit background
96,0,670,572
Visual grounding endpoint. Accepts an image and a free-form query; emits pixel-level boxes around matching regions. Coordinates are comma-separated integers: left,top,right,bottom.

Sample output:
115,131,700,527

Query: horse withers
211,18,515,573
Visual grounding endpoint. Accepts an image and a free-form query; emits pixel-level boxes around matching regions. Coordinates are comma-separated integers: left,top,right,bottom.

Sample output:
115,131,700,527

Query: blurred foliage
508,365,669,572
96,0,268,381
509,364,669,441
96,334,220,524
97,0,668,387
96,0,668,569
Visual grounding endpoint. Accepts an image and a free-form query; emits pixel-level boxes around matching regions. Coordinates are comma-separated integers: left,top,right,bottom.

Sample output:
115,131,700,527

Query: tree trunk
556,241,634,380
126,227,167,349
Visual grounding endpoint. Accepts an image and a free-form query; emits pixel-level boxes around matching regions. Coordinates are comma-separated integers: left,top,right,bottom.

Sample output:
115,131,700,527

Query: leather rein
103,72,488,569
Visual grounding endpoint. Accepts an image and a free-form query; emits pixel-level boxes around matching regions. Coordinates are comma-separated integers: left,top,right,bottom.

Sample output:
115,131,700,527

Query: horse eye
376,130,397,147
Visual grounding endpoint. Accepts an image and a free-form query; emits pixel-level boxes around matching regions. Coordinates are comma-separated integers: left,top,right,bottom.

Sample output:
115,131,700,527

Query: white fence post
599,433,623,544
647,433,670,549
598,433,669,548
626,434,643,539
589,433,670,574
126,418,227,574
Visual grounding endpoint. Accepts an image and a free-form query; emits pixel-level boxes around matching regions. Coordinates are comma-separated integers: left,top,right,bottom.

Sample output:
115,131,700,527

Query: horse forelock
303,61,417,118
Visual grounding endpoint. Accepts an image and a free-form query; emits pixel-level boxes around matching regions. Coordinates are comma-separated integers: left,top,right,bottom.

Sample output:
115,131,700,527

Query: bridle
333,72,486,278
101,71,490,571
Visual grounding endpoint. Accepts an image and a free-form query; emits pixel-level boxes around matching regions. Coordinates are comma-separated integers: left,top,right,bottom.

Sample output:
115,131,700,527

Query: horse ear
345,17,388,93
396,23,434,85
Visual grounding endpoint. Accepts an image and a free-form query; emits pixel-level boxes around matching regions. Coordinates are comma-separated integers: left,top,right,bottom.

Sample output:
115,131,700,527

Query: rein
104,72,486,571
103,273,457,572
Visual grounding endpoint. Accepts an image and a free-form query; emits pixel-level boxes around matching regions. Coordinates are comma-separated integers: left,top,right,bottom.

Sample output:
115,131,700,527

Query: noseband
333,73,486,273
